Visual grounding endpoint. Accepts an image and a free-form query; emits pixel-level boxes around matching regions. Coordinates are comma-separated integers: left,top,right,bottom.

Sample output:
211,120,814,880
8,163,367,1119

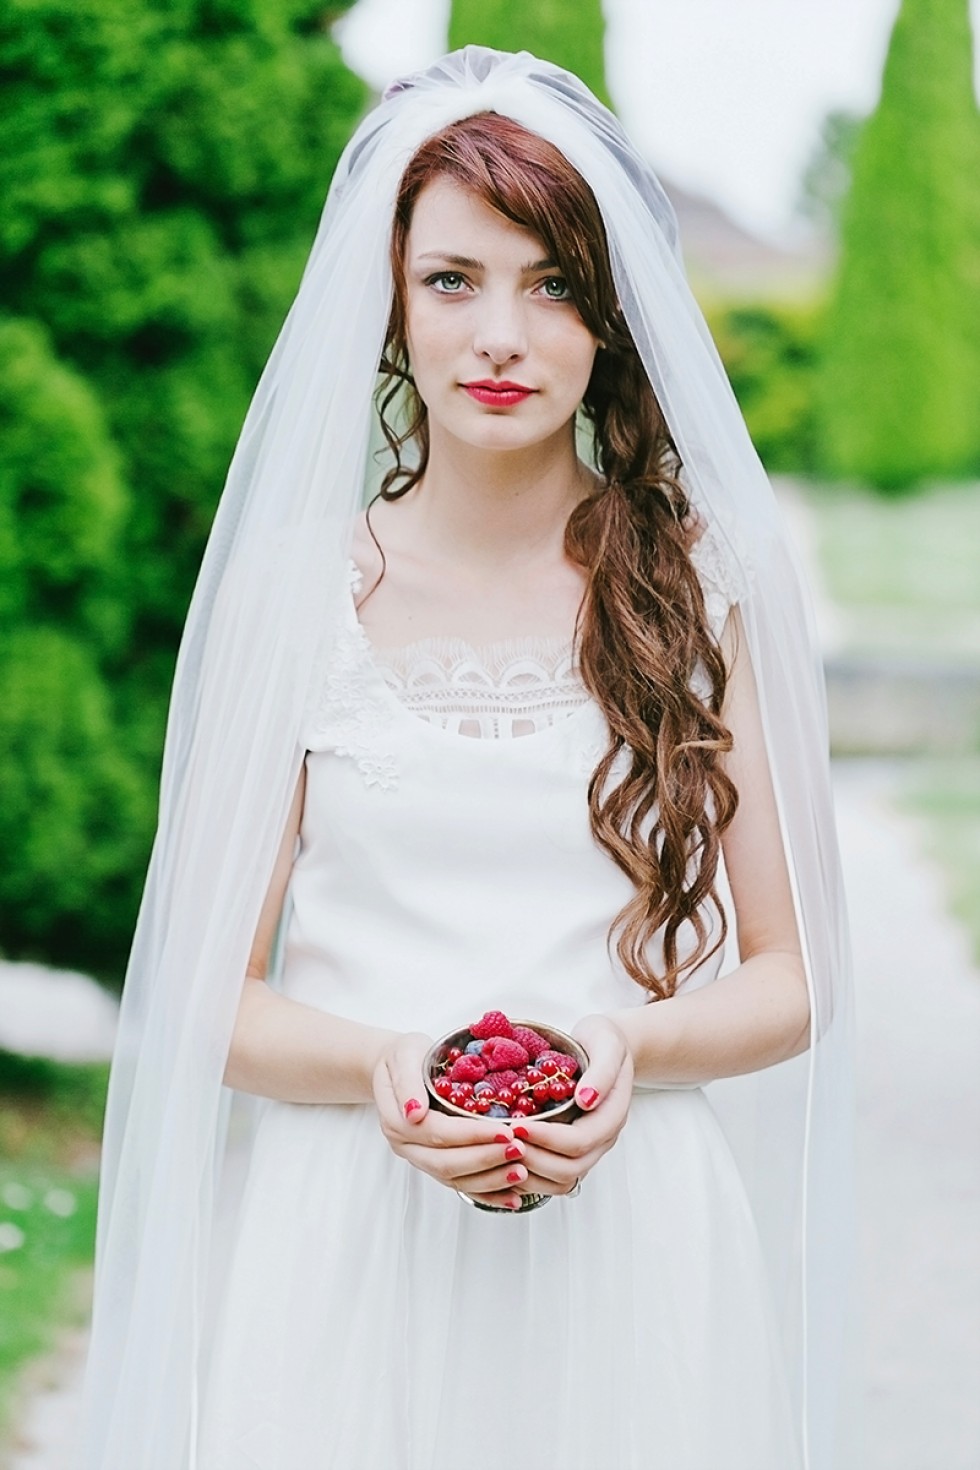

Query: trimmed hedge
815,0,980,490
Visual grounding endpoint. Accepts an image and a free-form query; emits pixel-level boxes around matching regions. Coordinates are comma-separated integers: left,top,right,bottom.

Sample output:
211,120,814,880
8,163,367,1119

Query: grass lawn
799,478,980,663
900,758,980,972
0,1052,108,1441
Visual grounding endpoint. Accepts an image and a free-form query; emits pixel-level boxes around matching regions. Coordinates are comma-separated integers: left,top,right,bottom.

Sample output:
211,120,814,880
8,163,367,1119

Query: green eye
428,272,465,292
541,277,571,300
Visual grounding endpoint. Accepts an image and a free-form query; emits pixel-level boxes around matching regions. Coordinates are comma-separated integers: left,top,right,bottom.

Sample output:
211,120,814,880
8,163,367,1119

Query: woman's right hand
372,1033,528,1209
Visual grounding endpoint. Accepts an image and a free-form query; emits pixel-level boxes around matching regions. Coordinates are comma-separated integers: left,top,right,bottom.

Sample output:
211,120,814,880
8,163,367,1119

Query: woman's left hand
505,1013,634,1199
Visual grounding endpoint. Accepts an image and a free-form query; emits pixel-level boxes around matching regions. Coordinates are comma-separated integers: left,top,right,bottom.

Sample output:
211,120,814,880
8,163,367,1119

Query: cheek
404,295,457,374
554,323,600,389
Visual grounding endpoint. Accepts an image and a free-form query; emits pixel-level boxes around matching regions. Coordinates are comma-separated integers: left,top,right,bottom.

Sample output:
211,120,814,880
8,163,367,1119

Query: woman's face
401,176,601,453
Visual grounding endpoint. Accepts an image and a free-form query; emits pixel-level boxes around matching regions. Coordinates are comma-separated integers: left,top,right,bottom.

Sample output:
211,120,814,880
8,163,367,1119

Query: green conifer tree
0,0,367,976
816,0,980,490
448,0,611,110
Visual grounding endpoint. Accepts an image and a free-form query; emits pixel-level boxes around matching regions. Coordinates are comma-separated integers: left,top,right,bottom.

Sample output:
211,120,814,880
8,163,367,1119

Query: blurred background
0,1,978,1465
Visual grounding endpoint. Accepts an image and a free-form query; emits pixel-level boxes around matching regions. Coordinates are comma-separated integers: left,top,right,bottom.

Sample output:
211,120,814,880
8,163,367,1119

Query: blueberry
473,1081,494,1095
488,1104,510,1118
464,1040,485,1055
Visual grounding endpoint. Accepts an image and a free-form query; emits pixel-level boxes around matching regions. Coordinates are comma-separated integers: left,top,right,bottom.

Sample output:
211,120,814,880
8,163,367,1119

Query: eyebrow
414,252,559,272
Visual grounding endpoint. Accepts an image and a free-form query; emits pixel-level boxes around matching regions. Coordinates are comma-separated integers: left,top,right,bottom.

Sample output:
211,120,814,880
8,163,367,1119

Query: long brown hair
372,112,738,1000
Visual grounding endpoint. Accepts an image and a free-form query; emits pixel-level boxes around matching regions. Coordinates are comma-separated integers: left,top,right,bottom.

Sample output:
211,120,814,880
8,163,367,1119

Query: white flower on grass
1,1183,34,1210
43,1188,77,1218
0,1222,25,1252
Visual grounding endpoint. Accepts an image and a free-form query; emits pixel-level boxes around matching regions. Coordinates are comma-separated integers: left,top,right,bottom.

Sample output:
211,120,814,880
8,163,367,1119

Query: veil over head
78,46,854,1470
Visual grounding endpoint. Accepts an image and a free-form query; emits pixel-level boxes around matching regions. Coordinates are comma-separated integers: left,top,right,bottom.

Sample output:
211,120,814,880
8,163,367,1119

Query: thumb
388,1032,433,1124
570,1015,626,1112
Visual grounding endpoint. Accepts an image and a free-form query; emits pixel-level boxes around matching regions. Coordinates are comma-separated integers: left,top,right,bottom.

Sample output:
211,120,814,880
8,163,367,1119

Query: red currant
540,1058,560,1077
446,1047,463,1063
433,1077,453,1099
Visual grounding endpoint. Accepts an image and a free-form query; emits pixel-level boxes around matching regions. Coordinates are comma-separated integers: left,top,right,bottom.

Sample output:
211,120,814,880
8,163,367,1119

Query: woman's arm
513,606,812,1200
223,764,529,1205
222,764,399,1103
611,604,811,1085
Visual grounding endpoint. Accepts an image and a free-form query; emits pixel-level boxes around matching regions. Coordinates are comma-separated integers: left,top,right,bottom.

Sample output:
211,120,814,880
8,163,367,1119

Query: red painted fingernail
493,1133,511,1144
512,1126,530,1141
504,1144,522,1161
403,1098,422,1117
578,1087,600,1109
506,1170,522,1183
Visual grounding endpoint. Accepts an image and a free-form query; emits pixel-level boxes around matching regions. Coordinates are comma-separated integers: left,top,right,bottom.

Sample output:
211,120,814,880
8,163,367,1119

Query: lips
462,381,536,408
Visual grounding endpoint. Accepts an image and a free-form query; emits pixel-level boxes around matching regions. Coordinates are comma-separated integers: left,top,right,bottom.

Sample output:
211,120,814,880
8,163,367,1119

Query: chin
445,407,573,451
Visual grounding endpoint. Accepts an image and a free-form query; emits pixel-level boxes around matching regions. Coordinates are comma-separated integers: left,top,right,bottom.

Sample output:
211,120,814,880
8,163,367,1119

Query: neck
402,420,599,571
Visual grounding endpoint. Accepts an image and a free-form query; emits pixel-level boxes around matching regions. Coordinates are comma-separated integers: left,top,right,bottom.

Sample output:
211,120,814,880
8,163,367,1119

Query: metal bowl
423,1019,590,1215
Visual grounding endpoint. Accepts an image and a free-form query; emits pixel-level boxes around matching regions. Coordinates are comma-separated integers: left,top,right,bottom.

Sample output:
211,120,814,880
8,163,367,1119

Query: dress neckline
345,561,600,748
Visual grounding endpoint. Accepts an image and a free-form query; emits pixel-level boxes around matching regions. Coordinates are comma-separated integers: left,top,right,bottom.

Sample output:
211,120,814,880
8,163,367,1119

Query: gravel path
4,764,979,1469
836,761,980,1470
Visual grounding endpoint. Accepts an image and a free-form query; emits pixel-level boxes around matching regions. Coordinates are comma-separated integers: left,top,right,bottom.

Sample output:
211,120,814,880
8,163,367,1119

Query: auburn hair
370,112,738,1000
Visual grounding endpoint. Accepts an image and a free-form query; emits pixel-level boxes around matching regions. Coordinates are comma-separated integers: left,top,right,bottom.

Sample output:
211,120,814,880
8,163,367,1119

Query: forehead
406,176,546,259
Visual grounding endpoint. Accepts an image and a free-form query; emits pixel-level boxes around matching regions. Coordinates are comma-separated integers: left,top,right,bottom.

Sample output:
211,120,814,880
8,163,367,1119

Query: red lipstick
462,379,536,408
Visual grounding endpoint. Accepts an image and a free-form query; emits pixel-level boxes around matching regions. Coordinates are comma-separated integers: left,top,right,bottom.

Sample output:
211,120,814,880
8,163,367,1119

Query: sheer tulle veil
77,46,855,1469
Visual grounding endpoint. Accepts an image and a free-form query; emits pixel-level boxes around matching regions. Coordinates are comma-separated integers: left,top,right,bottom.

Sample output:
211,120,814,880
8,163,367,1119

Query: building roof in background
663,176,833,302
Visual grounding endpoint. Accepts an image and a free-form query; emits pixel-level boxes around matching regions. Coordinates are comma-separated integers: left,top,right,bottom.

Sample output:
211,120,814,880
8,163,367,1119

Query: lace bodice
302,528,742,780
362,526,742,740
371,634,589,739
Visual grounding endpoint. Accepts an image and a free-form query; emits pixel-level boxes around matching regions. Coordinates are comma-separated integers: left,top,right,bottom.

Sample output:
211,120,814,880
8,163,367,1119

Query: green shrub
0,628,150,977
0,0,368,979
707,300,822,474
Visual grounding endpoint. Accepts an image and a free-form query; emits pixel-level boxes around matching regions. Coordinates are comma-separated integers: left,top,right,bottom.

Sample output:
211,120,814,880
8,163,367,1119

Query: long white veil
78,46,853,1469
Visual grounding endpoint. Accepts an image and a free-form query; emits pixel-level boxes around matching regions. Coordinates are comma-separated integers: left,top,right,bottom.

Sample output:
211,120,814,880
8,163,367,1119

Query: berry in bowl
423,1010,590,1213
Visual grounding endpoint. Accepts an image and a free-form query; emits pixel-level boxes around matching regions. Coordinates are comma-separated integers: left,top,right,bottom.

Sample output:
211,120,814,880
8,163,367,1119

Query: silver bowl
423,1019,589,1215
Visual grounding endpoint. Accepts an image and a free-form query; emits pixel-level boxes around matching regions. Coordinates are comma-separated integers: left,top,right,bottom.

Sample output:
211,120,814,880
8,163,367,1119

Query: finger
462,1189,524,1211
399,1138,526,1184
452,1158,530,1195
516,1169,582,1199
511,1057,634,1160
404,1114,517,1149
570,1015,632,1114
384,1032,434,1125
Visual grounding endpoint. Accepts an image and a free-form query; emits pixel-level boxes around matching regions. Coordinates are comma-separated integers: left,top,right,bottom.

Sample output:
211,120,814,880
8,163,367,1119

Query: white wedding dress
196,546,803,1470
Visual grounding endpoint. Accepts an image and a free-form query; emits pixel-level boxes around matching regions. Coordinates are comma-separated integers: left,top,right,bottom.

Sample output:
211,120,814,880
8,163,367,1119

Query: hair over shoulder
374,112,738,999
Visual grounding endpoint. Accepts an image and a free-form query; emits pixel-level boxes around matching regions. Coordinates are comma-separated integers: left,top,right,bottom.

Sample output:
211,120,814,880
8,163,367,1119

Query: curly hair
369,112,738,1000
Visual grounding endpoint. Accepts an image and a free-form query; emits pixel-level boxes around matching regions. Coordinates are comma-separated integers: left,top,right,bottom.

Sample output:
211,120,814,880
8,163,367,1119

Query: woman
78,47,853,1470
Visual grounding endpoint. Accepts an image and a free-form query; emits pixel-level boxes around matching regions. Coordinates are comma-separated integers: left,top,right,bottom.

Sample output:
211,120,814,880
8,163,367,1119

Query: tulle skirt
197,1088,802,1469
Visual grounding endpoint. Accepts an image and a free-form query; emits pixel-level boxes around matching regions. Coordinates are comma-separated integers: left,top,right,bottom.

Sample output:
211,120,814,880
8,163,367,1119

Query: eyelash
424,271,572,301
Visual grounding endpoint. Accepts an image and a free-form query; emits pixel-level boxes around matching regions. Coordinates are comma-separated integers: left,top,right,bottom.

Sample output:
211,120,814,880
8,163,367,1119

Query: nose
471,289,528,366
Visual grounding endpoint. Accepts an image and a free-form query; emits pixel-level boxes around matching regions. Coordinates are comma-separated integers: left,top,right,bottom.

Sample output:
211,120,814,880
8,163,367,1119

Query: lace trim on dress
302,540,743,780
372,635,590,739
303,564,400,789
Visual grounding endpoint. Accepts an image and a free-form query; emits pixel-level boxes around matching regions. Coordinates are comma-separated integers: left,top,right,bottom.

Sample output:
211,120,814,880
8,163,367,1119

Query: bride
78,47,853,1470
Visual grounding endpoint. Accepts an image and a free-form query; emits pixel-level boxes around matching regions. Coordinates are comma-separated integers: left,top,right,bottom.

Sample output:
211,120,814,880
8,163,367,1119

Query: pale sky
337,0,980,241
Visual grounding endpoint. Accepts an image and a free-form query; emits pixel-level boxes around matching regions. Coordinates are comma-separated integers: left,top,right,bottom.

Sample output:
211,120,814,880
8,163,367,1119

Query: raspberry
470,1010,515,1041
449,1055,488,1083
490,1069,520,1091
483,1039,530,1072
512,1026,550,1059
